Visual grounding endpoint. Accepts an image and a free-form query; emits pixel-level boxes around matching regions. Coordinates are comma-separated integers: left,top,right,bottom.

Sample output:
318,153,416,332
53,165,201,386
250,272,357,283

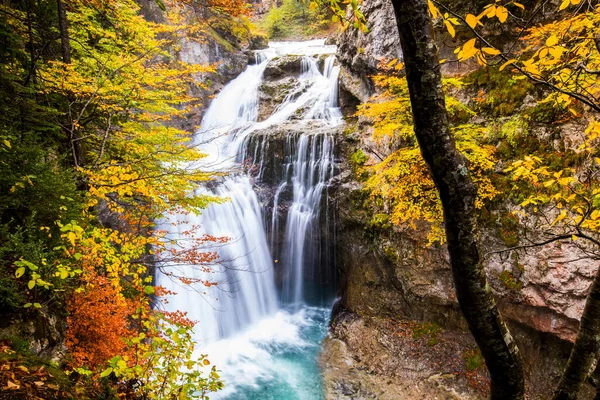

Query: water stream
155,39,341,399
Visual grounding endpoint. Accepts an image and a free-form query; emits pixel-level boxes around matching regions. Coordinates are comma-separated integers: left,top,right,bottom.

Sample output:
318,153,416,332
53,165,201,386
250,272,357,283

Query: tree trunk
56,0,71,64
388,0,525,398
56,0,85,167
553,265,600,399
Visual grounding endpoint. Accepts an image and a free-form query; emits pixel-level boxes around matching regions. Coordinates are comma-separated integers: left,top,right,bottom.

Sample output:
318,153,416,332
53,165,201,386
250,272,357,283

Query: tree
386,1,526,398
316,0,600,396
429,1,600,397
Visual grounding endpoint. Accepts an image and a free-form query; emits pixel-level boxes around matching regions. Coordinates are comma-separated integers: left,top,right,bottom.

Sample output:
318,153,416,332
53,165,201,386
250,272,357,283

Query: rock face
328,0,599,398
242,120,343,293
333,0,597,342
321,312,486,400
175,37,248,131
336,0,400,78
334,0,402,113
139,0,252,133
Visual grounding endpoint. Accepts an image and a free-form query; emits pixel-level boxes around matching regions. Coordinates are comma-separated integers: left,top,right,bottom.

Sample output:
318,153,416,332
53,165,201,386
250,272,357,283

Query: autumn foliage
0,0,261,397
66,275,135,370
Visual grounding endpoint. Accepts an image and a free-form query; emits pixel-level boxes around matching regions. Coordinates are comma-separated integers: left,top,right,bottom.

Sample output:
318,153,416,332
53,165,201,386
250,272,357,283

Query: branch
432,0,600,113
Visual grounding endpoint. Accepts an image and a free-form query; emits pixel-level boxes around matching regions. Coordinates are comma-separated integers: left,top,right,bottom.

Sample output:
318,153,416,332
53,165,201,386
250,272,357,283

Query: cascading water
280,133,336,306
155,39,341,399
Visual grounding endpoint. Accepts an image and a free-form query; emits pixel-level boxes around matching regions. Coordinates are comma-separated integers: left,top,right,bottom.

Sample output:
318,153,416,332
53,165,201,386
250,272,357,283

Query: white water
155,39,341,398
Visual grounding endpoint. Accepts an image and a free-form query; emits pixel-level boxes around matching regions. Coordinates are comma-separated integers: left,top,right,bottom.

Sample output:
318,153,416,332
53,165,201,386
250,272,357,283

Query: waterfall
280,133,335,306
156,48,278,342
155,39,341,398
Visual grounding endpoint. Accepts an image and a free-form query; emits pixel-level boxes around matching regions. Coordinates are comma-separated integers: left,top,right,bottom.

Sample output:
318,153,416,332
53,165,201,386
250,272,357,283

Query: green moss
412,322,442,346
463,348,484,372
383,244,399,262
499,270,522,291
204,26,235,52
350,148,368,166
500,115,529,148
465,67,534,117
369,213,392,231
527,100,571,124
497,212,520,247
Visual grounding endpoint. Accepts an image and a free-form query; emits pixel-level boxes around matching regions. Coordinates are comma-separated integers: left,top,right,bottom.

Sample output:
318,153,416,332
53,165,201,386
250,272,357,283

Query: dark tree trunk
553,266,600,400
56,0,71,64
388,0,525,398
56,0,84,167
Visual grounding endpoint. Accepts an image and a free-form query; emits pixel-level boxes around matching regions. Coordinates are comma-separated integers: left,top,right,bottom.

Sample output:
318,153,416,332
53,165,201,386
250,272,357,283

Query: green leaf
155,0,166,11
33,303,41,309
143,286,155,295
100,367,113,378
24,303,32,308
15,267,25,278
27,280,36,290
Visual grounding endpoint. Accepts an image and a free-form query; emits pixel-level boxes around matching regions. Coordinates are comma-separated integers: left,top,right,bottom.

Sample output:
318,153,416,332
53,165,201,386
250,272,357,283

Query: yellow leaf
482,47,501,56
546,35,559,47
485,5,497,18
496,6,508,23
444,20,456,38
463,38,477,53
15,267,25,278
3,140,10,148
427,0,439,19
559,0,570,10
459,38,479,60
499,59,517,71
513,2,525,9
572,235,578,241
465,14,480,29
386,58,399,68
6,380,19,390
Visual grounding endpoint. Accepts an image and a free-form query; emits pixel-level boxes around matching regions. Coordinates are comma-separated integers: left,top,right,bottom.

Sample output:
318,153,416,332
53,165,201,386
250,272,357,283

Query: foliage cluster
261,0,333,39
356,65,499,244
465,66,533,116
0,0,252,397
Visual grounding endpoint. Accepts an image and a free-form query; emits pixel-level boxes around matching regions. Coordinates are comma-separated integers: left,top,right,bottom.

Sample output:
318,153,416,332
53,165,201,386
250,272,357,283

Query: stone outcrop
336,0,400,79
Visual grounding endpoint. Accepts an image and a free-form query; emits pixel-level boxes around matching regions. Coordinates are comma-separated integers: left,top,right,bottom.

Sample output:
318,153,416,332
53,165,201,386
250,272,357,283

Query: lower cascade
155,40,342,399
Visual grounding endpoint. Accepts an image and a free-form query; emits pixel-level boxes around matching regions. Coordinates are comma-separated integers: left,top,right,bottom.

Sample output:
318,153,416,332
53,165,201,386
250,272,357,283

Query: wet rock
263,55,304,79
320,312,486,400
249,32,269,50
169,36,248,132
258,77,298,120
